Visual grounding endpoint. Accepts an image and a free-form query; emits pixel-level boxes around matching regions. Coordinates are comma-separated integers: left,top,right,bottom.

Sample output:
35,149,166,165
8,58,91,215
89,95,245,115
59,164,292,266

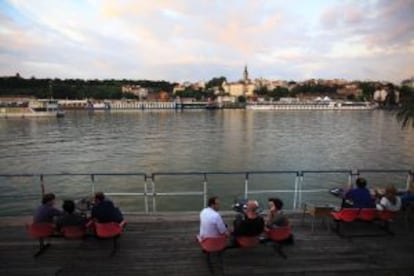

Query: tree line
0,74,176,99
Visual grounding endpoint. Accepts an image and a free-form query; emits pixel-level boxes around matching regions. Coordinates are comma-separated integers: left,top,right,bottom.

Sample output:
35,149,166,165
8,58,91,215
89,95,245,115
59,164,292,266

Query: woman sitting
266,198,289,229
376,185,402,212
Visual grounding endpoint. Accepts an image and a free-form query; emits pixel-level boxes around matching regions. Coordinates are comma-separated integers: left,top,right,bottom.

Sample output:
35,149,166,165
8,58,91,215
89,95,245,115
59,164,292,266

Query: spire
243,65,249,82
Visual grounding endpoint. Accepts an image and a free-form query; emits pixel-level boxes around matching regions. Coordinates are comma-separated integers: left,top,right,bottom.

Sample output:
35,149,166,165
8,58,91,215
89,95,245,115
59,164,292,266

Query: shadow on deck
0,213,413,276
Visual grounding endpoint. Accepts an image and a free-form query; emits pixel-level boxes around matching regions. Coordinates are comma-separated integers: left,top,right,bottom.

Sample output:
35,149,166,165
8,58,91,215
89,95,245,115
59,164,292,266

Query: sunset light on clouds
0,0,413,83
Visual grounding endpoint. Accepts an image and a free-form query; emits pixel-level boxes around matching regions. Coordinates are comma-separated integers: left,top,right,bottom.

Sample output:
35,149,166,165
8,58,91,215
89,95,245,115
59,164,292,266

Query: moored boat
246,100,375,110
0,99,65,118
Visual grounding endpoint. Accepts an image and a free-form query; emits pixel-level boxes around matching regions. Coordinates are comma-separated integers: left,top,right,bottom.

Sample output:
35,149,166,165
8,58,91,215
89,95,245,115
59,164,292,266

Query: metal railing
0,169,412,214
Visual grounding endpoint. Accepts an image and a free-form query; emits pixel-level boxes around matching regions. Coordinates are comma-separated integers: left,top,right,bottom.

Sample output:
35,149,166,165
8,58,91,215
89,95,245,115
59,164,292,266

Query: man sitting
232,200,264,238
91,192,124,223
344,178,375,208
56,200,88,230
199,196,230,239
33,193,63,223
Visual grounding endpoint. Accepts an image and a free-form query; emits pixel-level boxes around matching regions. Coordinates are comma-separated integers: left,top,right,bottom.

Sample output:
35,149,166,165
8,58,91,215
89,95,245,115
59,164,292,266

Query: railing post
406,171,413,191
298,172,303,209
244,173,249,199
151,174,156,213
293,172,299,210
203,173,207,208
40,174,45,196
348,172,353,187
91,174,95,196
144,175,149,214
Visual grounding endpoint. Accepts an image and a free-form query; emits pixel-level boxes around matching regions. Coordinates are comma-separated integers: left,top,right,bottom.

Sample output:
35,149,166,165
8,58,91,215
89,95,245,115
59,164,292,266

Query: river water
0,109,413,214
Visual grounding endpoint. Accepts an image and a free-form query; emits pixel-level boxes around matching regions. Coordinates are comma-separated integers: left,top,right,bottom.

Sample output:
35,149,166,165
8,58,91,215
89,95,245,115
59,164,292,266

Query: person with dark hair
232,200,264,237
344,177,375,208
91,192,124,223
199,196,229,239
33,193,63,223
266,198,289,229
56,200,88,230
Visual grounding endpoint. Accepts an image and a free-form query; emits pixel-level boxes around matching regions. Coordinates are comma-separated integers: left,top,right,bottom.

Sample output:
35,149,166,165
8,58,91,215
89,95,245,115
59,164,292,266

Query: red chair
331,208,359,236
27,223,55,257
94,221,127,256
377,210,397,221
197,235,228,252
377,210,397,234
236,236,260,248
331,208,359,222
196,235,227,274
61,225,86,239
358,208,377,221
267,226,292,258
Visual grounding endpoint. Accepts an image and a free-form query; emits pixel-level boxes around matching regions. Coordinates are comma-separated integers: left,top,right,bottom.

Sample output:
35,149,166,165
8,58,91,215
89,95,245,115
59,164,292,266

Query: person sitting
376,185,402,212
56,200,88,230
91,192,124,223
199,196,229,239
399,181,414,208
344,177,375,208
33,193,63,223
265,198,289,230
232,200,264,237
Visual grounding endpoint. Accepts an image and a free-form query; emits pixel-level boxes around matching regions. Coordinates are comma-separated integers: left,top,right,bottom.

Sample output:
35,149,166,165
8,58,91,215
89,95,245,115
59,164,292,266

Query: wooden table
302,203,334,232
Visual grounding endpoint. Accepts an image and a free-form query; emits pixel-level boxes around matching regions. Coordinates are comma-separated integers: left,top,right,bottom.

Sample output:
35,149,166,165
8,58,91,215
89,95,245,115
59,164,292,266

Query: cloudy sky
0,0,413,83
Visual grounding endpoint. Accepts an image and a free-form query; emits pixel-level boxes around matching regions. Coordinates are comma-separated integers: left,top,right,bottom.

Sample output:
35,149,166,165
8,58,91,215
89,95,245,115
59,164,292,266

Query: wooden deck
0,212,413,276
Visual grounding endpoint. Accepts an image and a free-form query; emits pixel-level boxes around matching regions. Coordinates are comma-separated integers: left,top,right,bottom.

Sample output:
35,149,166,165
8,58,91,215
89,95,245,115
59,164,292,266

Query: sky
0,0,413,83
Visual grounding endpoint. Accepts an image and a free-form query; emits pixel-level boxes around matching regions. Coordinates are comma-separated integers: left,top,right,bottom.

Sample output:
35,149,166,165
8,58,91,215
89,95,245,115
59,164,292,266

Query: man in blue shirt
344,178,375,208
91,192,123,223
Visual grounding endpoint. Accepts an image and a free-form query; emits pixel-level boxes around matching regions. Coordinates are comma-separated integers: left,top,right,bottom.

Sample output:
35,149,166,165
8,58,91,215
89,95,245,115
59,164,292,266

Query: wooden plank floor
0,213,413,276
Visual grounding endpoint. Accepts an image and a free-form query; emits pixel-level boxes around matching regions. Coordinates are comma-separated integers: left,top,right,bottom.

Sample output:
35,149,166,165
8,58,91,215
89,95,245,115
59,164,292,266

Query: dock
0,212,413,276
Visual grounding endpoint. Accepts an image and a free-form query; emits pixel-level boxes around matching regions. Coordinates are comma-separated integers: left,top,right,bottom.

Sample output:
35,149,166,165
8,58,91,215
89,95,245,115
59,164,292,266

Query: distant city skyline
0,0,413,83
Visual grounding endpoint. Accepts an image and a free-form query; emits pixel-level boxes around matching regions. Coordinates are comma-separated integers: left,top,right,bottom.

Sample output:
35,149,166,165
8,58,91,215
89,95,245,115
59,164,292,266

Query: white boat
246,101,375,110
85,100,111,111
0,99,65,118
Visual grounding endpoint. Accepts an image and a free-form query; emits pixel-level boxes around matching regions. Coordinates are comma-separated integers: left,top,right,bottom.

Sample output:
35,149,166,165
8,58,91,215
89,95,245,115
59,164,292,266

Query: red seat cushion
236,236,260,248
358,208,377,221
331,209,359,222
95,222,122,238
28,223,55,239
377,210,397,221
61,226,86,239
197,235,227,252
267,226,292,241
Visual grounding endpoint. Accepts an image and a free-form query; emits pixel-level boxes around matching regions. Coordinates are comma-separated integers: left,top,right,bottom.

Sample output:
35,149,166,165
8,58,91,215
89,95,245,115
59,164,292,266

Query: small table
302,203,334,232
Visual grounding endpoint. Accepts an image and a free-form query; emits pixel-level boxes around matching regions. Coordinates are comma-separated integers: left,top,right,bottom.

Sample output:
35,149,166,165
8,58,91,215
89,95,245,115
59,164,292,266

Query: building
121,85,149,99
222,66,256,97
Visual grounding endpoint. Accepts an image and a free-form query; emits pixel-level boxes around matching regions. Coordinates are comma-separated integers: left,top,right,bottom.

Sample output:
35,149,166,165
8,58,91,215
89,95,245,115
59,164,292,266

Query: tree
237,95,246,103
254,86,268,96
206,76,226,89
396,85,414,128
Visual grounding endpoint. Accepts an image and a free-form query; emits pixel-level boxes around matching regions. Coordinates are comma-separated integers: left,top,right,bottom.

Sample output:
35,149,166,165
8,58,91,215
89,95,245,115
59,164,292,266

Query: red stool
27,223,55,257
94,221,127,256
267,225,292,258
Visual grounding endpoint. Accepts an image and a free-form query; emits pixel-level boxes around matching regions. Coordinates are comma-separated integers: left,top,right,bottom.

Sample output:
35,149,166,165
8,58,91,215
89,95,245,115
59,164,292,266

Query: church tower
243,65,249,83
242,65,249,97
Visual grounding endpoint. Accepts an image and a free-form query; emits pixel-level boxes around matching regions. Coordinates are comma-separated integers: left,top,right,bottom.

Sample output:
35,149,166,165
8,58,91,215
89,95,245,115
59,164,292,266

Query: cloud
0,0,413,83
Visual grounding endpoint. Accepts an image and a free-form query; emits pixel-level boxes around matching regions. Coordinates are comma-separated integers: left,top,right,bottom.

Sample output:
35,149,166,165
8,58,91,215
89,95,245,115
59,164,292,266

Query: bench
331,208,398,237
27,220,127,257
196,226,293,274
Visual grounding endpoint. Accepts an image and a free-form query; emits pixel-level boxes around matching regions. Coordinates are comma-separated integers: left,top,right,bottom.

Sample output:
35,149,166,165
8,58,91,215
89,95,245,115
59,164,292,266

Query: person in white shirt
199,196,229,239
376,185,402,212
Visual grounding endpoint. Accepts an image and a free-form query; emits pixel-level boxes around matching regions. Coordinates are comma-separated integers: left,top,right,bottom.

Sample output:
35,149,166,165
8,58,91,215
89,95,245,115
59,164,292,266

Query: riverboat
0,99,65,118
85,100,111,111
246,100,375,110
